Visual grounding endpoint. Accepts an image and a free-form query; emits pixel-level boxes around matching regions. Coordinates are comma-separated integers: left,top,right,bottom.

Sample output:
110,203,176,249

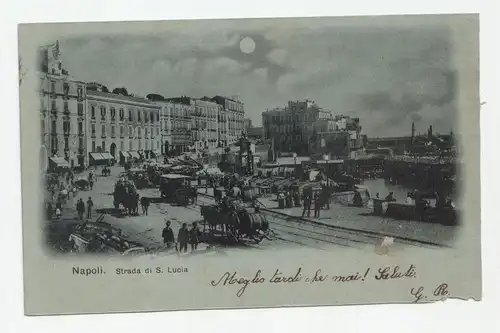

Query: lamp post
323,154,329,187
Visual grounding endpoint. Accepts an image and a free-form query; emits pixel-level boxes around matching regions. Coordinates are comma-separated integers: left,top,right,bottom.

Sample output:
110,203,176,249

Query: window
157,141,159,149
145,128,148,138
63,121,70,134
91,105,96,118
119,108,124,121
63,100,69,113
79,137,83,149
137,127,141,138
92,141,96,152
101,125,106,137
91,124,96,136
145,140,149,150
128,110,133,122
129,140,132,150
51,81,56,92
150,111,154,123
156,113,160,122
77,103,83,116
41,120,45,140
77,86,83,99
137,110,141,122
111,125,115,137
51,100,56,111
129,127,133,137
100,106,106,120
102,141,106,151
120,126,124,137
111,107,116,120
64,137,69,149
63,83,69,96
138,141,142,150
51,120,57,134
120,141,124,150
156,127,159,136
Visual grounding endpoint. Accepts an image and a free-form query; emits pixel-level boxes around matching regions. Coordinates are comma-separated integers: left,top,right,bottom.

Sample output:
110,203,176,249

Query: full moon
240,37,256,54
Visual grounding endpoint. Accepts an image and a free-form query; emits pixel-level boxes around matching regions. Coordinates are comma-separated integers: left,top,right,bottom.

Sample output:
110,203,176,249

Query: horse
200,205,240,237
140,196,150,215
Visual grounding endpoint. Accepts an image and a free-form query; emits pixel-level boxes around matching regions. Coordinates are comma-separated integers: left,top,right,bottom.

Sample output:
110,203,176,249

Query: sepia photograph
18,14,481,315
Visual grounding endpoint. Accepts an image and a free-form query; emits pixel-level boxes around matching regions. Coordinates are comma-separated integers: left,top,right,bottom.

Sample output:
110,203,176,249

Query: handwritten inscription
374,265,417,280
410,283,450,303
210,265,421,298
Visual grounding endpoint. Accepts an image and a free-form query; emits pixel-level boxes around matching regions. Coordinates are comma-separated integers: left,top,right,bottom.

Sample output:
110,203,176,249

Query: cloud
51,20,456,136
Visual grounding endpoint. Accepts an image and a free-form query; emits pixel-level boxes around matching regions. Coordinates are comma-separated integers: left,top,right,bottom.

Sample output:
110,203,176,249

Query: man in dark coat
189,222,201,252
302,194,311,218
162,221,175,248
177,223,189,253
86,197,94,219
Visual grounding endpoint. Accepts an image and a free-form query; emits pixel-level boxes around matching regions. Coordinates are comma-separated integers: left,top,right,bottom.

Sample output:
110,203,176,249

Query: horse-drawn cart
159,174,197,206
200,198,272,244
74,177,90,191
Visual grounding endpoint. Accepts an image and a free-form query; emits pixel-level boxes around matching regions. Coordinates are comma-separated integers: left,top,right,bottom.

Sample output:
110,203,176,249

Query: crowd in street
161,220,202,253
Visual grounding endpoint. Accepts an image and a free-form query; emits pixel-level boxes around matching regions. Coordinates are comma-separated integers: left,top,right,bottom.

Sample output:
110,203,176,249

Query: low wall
372,199,458,225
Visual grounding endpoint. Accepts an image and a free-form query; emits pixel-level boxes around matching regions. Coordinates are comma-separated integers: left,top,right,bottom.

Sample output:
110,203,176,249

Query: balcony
91,133,96,139
78,132,84,137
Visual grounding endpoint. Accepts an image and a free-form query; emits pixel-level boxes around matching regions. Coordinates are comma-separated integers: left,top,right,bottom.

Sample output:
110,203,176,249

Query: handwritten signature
410,283,449,303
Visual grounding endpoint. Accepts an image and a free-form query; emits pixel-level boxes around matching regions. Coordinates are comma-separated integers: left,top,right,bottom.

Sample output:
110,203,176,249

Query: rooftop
87,90,159,106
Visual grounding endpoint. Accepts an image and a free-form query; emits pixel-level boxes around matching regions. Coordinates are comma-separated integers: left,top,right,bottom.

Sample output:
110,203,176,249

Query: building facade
163,97,194,153
38,41,88,169
262,99,332,155
211,95,245,145
86,89,162,164
193,98,221,150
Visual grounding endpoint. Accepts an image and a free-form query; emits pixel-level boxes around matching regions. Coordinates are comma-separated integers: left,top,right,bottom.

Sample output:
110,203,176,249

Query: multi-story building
308,116,363,158
38,41,88,169
211,95,245,145
86,87,162,165
243,118,252,133
163,97,193,153
193,98,221,150
262,99,332,155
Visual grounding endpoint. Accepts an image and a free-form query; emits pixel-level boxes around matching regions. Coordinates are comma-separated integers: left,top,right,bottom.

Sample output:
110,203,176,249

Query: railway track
195,193,447,251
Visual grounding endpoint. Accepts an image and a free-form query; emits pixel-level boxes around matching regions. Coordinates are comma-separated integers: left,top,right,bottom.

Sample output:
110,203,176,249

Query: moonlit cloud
53,18,457,136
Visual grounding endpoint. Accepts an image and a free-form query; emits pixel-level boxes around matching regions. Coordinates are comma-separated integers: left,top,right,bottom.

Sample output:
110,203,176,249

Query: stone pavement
46,167,211,254
197,188,457,246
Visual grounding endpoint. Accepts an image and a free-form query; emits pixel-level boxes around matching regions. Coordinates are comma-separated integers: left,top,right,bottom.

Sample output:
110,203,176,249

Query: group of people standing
162,220,202,254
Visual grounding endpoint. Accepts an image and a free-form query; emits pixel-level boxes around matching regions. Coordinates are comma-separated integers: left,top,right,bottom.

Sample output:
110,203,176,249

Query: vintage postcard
18,14,481,316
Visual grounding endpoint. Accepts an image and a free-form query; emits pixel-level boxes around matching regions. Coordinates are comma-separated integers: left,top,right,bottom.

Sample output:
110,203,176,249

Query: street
46,164,449,256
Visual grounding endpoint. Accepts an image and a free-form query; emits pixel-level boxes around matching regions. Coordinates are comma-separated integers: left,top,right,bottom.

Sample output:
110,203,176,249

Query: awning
129,151,140,159
120,151,131,158
89,153,107,161
100,152,115,160
49,156,70,168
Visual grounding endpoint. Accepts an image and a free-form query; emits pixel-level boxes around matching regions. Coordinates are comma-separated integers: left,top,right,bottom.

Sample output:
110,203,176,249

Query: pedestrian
177,223,189,253
76,199,85,220
314,192,321,218
46,202,53,220
55,207,62,219
141,196,150,215
189,222,200,252
86,196,94,219
162,220,175,248
302,194,311,218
